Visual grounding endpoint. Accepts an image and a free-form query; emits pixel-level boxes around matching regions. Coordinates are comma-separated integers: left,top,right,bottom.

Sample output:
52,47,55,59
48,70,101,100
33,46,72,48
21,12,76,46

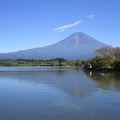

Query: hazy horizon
0,0,120,52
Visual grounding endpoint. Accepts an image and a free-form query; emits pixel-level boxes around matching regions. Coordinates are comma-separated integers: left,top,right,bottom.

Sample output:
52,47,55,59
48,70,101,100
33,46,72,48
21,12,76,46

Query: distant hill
0,32,107,60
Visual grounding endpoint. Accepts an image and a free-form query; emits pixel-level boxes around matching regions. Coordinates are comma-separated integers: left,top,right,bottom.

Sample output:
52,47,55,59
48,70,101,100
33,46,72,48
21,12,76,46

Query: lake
0,66,120,120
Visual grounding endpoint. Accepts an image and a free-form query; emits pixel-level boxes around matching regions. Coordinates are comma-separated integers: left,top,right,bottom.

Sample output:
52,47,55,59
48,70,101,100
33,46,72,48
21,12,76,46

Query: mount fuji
0,32,107,60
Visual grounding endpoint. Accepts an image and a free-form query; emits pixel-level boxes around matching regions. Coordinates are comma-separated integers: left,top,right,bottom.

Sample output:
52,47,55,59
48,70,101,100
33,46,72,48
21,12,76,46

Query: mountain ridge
0,32,107,60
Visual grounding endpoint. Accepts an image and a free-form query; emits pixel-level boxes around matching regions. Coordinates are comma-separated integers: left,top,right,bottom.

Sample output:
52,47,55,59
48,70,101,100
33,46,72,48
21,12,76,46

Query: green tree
54,58,66,66
97,46,112,57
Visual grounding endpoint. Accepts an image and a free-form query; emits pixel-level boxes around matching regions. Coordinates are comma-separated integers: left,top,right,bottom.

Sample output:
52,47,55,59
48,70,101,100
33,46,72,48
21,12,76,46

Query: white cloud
87,14,95,19
53,20,82,32
59,29,65,32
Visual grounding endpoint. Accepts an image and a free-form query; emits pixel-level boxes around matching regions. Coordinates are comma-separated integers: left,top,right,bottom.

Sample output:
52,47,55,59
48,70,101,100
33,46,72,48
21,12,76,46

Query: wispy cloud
53,20,82,32
59,29,65,32
87,14,95,19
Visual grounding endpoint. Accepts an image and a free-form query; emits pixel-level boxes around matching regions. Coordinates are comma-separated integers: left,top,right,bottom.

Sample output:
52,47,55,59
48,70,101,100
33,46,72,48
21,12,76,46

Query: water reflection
0,67,120,120
0,68,96,97
0,67,120,97
84,70,120,91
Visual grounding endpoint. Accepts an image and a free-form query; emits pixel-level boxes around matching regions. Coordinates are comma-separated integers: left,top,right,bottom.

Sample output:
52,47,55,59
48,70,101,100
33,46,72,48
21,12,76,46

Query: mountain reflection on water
0,67,120,97
0,67,120,120
0,68,95,97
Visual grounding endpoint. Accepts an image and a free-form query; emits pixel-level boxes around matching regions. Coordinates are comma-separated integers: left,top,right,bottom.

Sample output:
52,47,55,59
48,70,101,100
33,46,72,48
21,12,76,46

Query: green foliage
0,47,119,71
97,47,120,58
85,47,120,71
97,46,112,57
89,56,114,68
113,61,120,70
53,58,66,66
0,58,83,67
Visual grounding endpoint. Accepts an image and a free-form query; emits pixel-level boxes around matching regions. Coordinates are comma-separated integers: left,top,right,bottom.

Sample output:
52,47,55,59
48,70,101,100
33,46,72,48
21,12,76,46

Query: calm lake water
0,66,120,120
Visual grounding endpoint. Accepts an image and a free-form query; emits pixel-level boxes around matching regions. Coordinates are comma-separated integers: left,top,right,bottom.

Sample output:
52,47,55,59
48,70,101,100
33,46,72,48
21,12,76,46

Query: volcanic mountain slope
0,32,107,60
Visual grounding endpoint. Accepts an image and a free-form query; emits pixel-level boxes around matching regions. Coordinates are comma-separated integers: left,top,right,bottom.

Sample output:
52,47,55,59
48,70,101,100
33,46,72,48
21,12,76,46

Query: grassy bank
0,58,82,67
0,47,119,71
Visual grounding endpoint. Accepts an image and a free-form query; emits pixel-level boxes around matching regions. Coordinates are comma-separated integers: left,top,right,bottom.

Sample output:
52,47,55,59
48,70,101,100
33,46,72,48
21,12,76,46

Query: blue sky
0,0,120,53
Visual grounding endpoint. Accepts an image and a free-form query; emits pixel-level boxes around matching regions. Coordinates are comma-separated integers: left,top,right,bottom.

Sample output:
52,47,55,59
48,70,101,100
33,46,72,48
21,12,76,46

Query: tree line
0,47,120,71
84,47,120,71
